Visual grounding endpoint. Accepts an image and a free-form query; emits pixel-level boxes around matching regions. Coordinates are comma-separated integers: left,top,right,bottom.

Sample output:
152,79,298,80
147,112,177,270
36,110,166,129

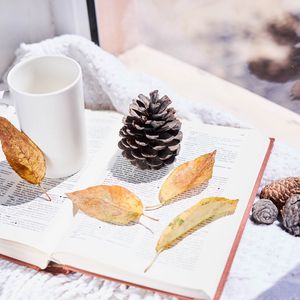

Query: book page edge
213,137,275,300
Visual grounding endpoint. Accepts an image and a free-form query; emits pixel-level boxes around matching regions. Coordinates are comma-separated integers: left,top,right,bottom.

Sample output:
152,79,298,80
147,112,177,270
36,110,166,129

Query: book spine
0,254,40,271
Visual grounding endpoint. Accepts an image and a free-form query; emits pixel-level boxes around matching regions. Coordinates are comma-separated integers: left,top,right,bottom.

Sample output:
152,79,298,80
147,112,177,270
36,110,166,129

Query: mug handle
0,84,12,106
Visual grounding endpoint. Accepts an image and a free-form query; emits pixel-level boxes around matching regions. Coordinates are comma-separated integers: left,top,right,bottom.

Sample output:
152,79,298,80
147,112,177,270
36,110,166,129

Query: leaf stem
142,213,159,222
145,204,163,211
38,184,52,201
144,251,161,273
138,222,154,234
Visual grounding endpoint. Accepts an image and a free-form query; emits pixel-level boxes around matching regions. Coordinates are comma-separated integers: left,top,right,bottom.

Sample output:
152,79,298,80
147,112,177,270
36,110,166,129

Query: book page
53,120,270,298
0,110,123,257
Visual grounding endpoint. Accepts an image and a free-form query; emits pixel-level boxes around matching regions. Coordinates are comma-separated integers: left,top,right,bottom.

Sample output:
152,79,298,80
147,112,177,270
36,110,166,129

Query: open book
0,110,273,300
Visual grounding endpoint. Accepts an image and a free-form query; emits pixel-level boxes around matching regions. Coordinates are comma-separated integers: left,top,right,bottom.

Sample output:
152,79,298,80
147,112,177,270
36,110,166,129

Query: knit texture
1,35,300,300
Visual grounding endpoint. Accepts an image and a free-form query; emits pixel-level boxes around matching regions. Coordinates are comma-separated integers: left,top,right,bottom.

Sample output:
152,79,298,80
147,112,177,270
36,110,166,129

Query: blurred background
97,0,300,114
2,0,300,114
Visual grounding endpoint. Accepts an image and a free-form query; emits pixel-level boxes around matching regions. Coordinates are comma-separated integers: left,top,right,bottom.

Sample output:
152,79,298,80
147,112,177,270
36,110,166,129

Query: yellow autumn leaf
156,150,216,207
66,185,145,225
0,116,46,185
145,197,238,272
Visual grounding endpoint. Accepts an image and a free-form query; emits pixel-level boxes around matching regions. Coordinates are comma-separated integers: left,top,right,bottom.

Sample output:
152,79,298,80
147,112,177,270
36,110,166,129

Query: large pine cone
281,194,300,236
118,90,182,170
260,177,300,210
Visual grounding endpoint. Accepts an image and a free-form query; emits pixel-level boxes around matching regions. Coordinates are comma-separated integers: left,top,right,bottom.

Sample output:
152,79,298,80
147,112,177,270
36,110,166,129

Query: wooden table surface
120,45,300,151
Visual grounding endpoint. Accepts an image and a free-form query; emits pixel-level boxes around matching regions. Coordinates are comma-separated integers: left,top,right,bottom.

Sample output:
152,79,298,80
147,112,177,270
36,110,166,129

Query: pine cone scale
149,120,166,129
151,111,169,120
118,139,129,149
129,109,145,119
136,99,149,109
152,144,165,151
146,156,163,167
145,133,160,140
137,94,150,105
126,138,139,149
135,139,148,147
168,145,178,152
156,97,172,112
141,147,157,157
158,148,173,159
164,156,176,165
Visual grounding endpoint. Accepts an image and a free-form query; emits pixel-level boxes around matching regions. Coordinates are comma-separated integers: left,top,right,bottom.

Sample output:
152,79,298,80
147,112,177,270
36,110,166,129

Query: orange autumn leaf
0,117,46,184
159,150,216,205
66,185,144,225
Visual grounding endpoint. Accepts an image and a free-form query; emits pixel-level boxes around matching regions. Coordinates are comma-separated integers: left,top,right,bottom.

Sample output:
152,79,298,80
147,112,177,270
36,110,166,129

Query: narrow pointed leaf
145,197,238,272
66,185,144,225
157,197,238,252
159,150,216,204
0,117,46,184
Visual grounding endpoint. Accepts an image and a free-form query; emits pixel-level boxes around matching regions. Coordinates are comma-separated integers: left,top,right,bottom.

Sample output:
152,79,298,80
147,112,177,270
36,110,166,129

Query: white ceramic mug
6,55,87,178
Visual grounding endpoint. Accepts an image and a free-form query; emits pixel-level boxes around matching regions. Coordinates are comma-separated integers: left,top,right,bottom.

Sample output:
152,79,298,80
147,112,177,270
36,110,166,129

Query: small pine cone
260,177,300,210
252,199,278,225
118,90,182,170
281,194,300,236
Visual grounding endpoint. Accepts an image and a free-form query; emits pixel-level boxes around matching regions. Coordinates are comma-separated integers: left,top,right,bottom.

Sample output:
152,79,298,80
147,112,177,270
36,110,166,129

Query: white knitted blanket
1,35,300,300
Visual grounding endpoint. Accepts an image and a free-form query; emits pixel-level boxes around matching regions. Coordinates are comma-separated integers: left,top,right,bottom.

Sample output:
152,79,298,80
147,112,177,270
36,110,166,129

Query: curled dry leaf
145,197,238,272
159,150,216,204
148,150,216,210
0,117,46,184
66,185,144,225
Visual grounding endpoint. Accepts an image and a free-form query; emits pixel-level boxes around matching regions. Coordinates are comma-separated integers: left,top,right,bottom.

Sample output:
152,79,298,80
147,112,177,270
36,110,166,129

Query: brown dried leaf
145,197,238,272
0,117,46,184
66,185,144,225
159,150,216,205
